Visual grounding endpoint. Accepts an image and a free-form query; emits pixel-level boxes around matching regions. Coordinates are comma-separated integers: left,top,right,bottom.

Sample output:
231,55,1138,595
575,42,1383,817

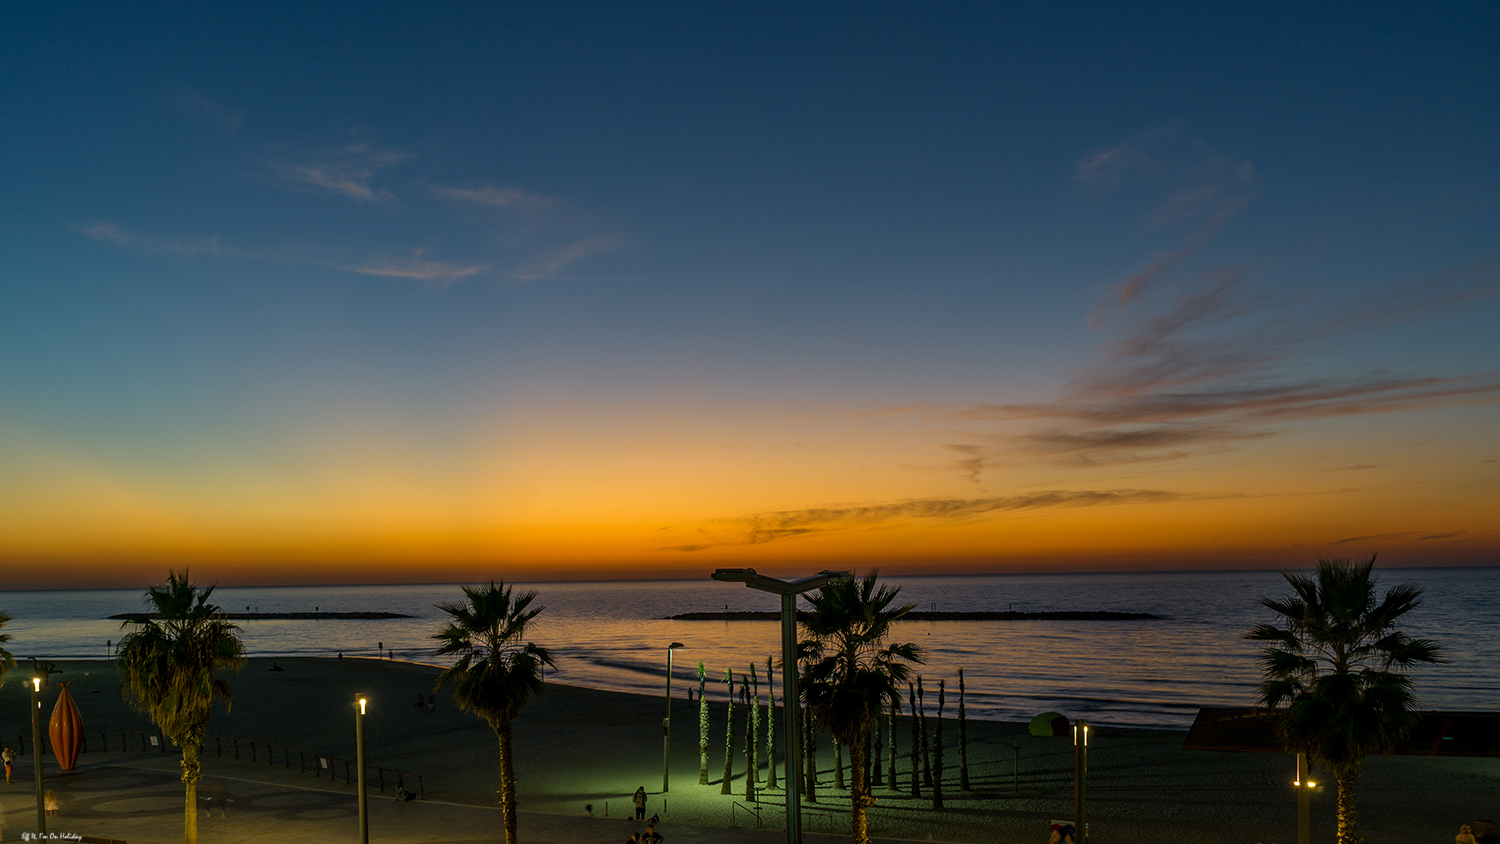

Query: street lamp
1293,752,1316,844
31,676,45,836
356,695,369,844
711,568,851,844
1074,719,1089,844
663,642,685,793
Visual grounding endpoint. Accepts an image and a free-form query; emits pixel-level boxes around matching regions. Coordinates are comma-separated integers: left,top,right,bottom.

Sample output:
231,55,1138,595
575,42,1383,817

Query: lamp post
1293,752,1315,844
1074,719,1088,844
31,676,45,836
711,568,852,844
356,695,369,844
662,642,685,793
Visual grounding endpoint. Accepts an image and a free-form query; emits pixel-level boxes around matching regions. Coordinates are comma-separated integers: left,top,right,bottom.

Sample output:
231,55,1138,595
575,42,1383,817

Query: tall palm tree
800,570,925,844
1246,556,1444,844
116,571,245,844
433,581,555,844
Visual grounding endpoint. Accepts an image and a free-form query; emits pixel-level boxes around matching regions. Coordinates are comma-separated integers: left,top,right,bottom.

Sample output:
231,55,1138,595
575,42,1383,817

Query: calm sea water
1,568,1494,728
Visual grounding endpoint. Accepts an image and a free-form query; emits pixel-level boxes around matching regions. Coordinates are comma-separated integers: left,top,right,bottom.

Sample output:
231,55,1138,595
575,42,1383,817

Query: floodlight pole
712,568,851,844
356,696,369,844
664,642,684,793
31,677,45,836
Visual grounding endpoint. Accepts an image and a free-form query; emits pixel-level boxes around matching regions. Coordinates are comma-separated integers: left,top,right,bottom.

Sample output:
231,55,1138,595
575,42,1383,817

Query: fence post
234,738,240,760
82,734,89,754
418,775,424,800
215,736,222,757
345,759,352,784
300,751,306,773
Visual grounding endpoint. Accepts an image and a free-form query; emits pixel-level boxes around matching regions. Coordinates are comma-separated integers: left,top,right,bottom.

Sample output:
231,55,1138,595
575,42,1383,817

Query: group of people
626,786,664,843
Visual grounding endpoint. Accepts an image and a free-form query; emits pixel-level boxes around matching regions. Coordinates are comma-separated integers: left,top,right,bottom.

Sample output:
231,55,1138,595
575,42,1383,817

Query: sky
2,3,1498,588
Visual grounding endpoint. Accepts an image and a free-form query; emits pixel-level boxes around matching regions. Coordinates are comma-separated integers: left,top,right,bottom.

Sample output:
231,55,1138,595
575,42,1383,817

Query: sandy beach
2,658,1493,843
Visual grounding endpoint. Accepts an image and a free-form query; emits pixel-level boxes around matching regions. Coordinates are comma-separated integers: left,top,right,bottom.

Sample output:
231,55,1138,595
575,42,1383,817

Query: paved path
0,753,918,844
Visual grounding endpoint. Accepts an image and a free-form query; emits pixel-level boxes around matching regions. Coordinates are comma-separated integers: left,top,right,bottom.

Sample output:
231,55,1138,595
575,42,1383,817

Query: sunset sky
3,4,1498,588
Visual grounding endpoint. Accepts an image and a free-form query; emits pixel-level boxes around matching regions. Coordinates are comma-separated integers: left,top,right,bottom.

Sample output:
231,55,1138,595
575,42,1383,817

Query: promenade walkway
0,753,915,844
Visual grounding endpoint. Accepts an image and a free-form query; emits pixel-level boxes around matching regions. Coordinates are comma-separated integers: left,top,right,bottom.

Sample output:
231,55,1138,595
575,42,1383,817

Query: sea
1,568,1494,729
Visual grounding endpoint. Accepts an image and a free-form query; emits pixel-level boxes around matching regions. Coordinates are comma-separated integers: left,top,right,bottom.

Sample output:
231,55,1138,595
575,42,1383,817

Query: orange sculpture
49,683,83,771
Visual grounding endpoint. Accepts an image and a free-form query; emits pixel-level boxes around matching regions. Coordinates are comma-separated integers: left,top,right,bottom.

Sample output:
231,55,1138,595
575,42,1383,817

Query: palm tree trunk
497,720,519,844
918,678,931,787
744,686,756,801
850,730,872,844
872,701,884,788
766,656,777,790
181,741,201,844
805,716,818,803
887,705,897,789
908,683,921,798
1336,767,1359,844
722,670,735,794
958,668,970,791
932,680,945,810
835,740,845,790
699,667,710,785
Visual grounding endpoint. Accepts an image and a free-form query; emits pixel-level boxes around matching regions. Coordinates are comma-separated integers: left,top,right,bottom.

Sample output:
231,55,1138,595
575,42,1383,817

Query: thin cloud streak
513,234,628,281
428,184,558,213
265,143,409,202
83,221,481,285
664,488,1214,550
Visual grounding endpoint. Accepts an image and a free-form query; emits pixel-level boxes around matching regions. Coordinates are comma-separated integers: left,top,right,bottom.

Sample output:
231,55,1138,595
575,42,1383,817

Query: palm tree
433,581,555,844
1246,556,1444,844
116,571,245,844
0,610,15,687
800,570,925,844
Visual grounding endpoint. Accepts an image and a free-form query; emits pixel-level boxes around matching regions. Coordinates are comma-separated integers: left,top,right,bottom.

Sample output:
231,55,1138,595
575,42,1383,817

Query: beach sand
2,658,1494,843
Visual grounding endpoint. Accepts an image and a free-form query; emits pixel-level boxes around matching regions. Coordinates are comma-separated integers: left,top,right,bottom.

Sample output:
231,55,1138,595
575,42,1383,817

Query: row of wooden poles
5,730,424,799
705,662,975,810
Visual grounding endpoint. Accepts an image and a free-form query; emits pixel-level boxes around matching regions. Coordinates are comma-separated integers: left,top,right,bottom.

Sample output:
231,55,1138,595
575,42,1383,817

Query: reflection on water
2,568,1494,728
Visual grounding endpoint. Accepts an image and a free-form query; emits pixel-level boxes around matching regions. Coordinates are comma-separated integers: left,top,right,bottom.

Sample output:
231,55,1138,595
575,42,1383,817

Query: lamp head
668,642,684,650
711,568,755,582
357,696,367,715
31,676,41,693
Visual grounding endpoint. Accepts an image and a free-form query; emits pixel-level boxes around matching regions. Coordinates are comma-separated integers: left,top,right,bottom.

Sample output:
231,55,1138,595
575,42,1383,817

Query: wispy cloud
1078,129,1260,319
513,234,628,281
428,184,558,213
1333,531,1420,546
266,143,409,202
83,221,482,285
339,251,485,284
81,221,296,262
662,488,1214,550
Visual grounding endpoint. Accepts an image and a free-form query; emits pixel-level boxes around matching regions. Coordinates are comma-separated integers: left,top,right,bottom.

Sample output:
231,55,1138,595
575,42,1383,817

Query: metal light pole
711,568,852,844
356,696,369,844
1074,719,1088,844
31,676,45,836
1294,752,1315,844
663,642,684,793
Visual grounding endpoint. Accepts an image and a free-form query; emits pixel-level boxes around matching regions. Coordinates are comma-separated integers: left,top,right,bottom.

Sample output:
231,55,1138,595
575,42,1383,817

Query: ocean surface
2,568,1494,729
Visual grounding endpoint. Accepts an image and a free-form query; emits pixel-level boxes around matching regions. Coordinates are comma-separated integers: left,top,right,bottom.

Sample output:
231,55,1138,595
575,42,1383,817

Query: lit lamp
663,643,685,792
1293,752,1315,844
31,676,45,836
356,695,369,844
711,568,852,844
1074,719,1089,844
